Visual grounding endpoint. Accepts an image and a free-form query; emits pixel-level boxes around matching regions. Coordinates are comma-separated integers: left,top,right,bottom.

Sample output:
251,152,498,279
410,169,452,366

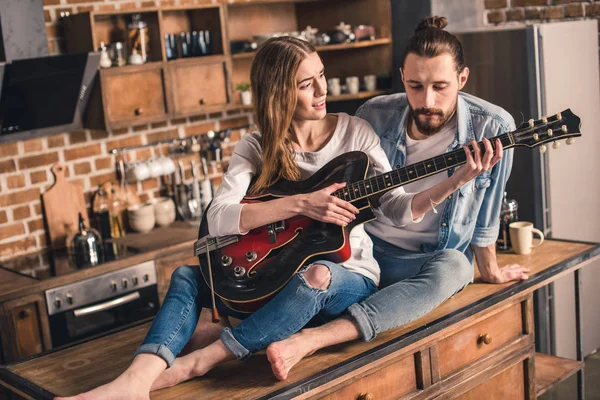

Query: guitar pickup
267,221,286,244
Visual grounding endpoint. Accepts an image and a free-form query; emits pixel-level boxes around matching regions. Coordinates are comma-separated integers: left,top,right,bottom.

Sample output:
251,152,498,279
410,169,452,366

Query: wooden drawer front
171,61,228,115
10,302,44,358
458,359,526,400
103,67,167,126
438,302,524,377
316,353,417,400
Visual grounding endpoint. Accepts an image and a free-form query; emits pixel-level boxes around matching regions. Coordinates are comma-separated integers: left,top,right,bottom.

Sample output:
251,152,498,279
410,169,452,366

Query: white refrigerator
455,19,600,359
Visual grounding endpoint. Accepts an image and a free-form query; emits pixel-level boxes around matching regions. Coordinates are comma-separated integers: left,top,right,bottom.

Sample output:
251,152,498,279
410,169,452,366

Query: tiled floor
540,351,600,400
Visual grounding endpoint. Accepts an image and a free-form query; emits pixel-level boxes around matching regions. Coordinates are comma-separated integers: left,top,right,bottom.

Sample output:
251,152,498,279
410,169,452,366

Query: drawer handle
19,310,30,319
357,393,374,400
199,98,205,105
134,108,143,116
478,333,493,345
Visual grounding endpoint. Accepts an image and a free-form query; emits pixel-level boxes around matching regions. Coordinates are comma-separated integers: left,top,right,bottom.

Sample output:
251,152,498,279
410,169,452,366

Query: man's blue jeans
347,235,474,341
135,261,376,366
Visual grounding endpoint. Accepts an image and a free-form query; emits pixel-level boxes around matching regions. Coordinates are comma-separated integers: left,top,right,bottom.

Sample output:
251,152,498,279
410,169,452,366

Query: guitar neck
334,132,515,202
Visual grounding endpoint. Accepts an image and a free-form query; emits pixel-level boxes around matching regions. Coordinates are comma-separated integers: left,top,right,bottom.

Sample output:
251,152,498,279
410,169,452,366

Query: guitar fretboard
334,133,513,202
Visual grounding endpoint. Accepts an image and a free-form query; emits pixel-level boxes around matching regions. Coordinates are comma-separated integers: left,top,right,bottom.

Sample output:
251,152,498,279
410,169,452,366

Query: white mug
346,76,359,94
364,74,377,92
147,158,164,178
509,221,544,255
327,78,341,96
128,161,150,182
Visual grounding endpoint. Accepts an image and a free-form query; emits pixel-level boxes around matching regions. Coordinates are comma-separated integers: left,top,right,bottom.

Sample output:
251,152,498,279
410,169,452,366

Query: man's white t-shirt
366,116,457,252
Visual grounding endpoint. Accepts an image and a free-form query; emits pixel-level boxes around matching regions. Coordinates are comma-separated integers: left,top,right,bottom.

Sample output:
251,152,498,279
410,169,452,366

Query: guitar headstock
512,109,581,152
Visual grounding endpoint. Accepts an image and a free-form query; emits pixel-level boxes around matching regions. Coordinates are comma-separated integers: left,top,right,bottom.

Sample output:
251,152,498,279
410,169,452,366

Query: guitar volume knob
234,266,246,278
221,255,232,267
245,252,257,262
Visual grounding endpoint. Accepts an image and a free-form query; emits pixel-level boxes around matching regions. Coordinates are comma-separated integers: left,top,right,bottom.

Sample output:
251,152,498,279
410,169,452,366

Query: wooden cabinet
167,58,230,117
155,250,198,304
0,295,51,364
102,64,168,128
63,0,394,129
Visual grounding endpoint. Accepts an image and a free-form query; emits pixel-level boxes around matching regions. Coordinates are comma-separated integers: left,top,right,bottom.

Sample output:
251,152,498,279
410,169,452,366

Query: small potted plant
236,82,252,106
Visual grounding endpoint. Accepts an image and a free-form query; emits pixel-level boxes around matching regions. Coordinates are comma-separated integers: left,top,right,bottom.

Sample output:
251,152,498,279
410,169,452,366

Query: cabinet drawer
437,302,524,377
102,66,168,127
457,358,526,400
312,352,418,400
169,60,229,116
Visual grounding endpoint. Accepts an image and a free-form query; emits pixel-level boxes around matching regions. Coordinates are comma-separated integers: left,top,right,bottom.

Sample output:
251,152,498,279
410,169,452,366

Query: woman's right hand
298,182,359,227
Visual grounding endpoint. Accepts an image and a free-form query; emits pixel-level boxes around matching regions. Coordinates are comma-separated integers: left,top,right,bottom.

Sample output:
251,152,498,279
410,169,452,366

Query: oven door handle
73,292,141,317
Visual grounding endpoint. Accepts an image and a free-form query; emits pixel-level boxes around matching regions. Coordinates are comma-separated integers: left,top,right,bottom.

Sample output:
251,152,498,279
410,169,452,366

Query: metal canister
497,192,518,251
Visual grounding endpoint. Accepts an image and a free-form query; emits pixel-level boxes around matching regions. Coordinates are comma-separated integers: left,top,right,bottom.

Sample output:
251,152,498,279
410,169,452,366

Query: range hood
0,52,100,143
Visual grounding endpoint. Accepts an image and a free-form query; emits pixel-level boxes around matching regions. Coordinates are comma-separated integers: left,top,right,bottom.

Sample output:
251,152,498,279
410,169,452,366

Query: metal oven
45,261,159,347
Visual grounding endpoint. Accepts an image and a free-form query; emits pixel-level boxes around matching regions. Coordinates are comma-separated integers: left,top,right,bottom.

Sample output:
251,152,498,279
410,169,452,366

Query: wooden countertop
1,239,599,399
0,222,198,303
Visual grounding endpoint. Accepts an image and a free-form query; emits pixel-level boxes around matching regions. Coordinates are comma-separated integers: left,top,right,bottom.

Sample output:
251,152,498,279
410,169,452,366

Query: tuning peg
540,145,547,154
533,133,539,141
542,116,548,123
528,119,535,128
553,142,560,149
566,138,575,145
561,125,568,133
556,112,562,121
547,129,553,137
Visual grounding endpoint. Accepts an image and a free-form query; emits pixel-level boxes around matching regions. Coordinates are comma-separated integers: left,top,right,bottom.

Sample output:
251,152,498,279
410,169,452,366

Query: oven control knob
54,298,62,309
66,293,73,305
132,276,139,285
110,281,117,291
122,278,129,289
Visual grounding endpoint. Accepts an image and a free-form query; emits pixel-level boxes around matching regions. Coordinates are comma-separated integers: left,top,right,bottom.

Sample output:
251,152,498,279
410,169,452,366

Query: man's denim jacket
357,92,515,262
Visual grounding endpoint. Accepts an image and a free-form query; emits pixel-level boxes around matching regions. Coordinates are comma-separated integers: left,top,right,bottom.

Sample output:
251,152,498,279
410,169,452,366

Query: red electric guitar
194,109,581,313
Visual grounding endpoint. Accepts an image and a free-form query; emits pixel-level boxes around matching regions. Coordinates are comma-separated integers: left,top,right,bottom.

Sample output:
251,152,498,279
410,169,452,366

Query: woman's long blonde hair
249,36,317,194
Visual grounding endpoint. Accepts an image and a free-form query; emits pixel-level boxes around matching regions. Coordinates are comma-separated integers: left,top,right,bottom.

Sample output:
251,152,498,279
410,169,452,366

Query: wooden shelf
232,37,392,59
99,61,164,76
167,54,227,65
535,352,583,397
226,0,323,6
328,89,392,102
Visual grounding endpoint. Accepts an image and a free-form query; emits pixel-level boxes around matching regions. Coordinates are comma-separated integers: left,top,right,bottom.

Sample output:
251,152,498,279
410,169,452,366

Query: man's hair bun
415,16,448,33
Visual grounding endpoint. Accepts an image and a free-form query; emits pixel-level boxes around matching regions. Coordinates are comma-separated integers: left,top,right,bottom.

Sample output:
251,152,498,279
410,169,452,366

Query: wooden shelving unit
63,0,394,128
535,352,583,397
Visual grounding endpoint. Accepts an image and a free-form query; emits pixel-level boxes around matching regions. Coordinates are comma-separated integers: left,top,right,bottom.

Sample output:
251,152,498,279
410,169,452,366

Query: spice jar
127,14,149,63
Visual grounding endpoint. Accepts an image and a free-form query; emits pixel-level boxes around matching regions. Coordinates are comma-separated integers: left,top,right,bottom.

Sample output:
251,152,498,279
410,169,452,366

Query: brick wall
484,0,600,28
0,0,252,261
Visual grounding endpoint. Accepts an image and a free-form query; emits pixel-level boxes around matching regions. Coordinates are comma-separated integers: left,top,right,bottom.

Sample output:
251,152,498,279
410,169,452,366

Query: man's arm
470,116,530,283
472,243,530,283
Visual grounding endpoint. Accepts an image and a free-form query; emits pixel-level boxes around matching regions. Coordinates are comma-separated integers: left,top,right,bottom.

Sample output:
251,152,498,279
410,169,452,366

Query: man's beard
408,99,457,136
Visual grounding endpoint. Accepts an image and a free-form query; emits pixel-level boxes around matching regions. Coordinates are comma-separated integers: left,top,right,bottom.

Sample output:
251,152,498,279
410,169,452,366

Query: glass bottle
95,186,112,240
127,14,150,63
109,187,125,239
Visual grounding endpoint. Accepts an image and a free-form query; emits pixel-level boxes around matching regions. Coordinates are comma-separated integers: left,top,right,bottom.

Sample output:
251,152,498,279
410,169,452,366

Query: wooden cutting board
42,163,89,249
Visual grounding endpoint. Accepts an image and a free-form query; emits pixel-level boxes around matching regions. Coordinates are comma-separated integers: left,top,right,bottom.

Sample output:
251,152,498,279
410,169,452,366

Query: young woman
59,36,496,400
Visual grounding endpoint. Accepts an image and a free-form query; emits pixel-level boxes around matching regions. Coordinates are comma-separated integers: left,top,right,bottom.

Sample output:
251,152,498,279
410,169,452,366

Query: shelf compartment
231,37,392,59
161,6,225,60
93,11,164,63
535,352,583,397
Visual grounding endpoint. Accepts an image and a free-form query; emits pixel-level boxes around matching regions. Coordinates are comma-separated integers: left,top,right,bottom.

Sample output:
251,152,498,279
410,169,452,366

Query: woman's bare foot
151,339,235,391
266,332,316,381
54,354,165,400
54,369,151,400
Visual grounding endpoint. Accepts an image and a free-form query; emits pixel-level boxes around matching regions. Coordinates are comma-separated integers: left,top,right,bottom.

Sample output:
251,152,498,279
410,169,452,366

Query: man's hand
473,243,531,284
480,263,530,284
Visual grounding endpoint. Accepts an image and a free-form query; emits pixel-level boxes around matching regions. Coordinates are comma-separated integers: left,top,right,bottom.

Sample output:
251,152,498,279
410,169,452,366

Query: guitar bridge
267,221,286,244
